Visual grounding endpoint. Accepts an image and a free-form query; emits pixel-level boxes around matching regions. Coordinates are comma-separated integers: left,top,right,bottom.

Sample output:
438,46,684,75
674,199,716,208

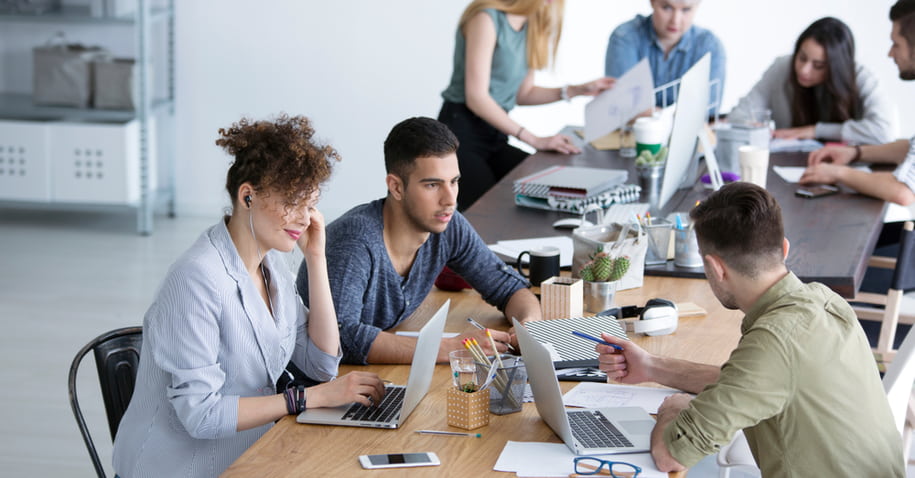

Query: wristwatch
560,85,570,102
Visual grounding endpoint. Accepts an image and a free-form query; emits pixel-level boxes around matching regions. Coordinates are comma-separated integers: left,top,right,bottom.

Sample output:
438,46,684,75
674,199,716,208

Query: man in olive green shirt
597,183,904,476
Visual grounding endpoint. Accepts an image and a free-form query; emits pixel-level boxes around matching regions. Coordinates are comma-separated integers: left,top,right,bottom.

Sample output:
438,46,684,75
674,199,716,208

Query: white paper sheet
488,236,574,267
768,138,824,153
773,165,871,184
494,441,666,477
394,331,459,338
562,382,682,414
585,59,654,142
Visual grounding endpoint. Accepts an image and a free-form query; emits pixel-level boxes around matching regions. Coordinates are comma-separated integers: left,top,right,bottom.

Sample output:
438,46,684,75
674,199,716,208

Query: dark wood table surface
462,146,887,298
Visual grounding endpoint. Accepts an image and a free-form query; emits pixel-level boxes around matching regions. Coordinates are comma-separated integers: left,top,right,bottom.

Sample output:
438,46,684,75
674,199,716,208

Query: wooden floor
0,208,906,477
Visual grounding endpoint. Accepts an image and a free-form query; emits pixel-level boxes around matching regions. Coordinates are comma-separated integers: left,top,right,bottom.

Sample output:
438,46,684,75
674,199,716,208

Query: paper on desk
488,236,574,267
768,138,824,153
395,331,459,338
494,441,665,477
562,382,682,414
773,165,871,184
584,58,653,142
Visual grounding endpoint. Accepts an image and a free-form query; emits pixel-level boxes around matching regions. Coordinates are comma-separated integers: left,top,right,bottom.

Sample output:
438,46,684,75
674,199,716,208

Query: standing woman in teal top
439,0,615,210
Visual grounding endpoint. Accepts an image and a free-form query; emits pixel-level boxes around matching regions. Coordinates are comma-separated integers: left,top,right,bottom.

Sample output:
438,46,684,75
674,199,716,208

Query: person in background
801,2,915,294
112,115,385,477
730,17,897,145
596,182,904,477
605,0,725,108
297,117,542,365
439,0,615,211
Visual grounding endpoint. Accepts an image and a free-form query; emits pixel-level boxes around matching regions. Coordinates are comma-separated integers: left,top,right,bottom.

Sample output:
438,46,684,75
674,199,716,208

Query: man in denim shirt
605,0,725,107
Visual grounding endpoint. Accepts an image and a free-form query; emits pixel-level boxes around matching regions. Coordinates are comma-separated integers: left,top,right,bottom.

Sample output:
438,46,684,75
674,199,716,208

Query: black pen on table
466,317,516,352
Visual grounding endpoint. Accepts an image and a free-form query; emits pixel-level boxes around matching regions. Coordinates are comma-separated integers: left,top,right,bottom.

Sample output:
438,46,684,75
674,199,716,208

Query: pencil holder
540,276,583,320
475,355,526,415
446,387,490,430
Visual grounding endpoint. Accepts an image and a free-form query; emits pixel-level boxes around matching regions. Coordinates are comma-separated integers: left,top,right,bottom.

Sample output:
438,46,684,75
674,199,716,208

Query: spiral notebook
523,315,628,369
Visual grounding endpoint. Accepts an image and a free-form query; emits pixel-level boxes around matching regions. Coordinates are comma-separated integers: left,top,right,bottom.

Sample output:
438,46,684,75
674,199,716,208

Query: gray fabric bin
33,41,105,108
93,58,137,110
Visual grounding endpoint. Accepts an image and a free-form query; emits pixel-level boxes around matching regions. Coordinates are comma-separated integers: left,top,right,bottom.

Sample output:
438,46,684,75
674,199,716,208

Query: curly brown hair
217,114,340,209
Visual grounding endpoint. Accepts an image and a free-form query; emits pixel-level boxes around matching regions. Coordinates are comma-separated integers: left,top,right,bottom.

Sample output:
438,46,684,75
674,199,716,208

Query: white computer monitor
656,53,714,211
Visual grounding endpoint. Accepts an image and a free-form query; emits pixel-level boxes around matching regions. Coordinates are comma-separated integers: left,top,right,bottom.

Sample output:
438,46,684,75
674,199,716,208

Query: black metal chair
68,327,142,478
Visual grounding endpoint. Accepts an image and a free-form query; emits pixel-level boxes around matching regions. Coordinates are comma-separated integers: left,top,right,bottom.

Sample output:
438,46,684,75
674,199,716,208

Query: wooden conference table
223,144,884,476
222,279,743,478
464,147,887,298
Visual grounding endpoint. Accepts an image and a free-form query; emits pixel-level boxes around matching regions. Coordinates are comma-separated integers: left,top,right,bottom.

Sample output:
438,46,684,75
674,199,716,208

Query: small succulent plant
635,145,668,167
580,247,630,282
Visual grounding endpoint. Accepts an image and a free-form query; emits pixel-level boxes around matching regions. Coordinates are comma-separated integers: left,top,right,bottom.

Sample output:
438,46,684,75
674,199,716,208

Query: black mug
515,246,561,287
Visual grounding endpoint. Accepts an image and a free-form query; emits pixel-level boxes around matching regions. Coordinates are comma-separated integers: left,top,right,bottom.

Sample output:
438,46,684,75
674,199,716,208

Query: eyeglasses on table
572,456,641,477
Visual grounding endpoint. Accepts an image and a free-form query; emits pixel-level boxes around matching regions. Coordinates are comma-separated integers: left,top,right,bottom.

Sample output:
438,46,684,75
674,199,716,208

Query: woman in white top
112,115,385,478
729,17,897,145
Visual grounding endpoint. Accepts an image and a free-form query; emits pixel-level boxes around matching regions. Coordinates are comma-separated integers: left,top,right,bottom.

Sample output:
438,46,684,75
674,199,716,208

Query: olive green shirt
664,272,904,477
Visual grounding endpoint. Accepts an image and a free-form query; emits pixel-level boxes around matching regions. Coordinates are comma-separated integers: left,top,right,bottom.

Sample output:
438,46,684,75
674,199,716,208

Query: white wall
173,0,467,218
0,0,909,221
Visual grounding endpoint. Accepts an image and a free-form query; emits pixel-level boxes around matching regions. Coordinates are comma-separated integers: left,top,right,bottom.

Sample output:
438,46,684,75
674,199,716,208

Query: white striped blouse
112,221,341,477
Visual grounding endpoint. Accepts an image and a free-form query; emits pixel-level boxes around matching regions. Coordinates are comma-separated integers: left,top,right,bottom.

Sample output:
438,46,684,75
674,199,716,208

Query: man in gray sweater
297,117,541,364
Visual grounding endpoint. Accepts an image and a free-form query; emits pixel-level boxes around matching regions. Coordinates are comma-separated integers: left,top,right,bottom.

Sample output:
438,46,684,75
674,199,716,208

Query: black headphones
602,298,679,336
244,195,252,208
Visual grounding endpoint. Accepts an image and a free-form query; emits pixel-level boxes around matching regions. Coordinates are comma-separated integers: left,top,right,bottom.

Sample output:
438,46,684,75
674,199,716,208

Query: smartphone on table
795,184,839,199
358,452,441,469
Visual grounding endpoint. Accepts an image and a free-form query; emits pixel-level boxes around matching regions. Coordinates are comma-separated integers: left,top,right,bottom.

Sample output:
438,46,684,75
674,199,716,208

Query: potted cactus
580,247,630,313
635,146,668,210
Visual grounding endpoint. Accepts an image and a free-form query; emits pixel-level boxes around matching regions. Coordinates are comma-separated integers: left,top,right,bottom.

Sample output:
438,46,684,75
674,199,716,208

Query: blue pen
571,330,624,351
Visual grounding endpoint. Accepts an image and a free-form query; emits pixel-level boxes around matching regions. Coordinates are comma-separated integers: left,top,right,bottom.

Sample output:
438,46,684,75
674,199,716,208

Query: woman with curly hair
729,17,897,145
439,0,615,210
112,115,385,478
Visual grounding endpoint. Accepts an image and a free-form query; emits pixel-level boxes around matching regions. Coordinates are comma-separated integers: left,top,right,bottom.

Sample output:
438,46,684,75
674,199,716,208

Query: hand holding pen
585,331,656,385
466,317,516,352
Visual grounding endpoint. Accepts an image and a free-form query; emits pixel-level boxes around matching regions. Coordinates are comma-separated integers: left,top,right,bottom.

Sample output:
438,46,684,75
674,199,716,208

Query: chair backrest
68,327,142,478
891,222,915,292
883,325,915,436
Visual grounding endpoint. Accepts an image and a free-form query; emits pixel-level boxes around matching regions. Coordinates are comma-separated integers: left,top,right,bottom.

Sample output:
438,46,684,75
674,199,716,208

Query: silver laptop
514,318,654,455
296,299,449,429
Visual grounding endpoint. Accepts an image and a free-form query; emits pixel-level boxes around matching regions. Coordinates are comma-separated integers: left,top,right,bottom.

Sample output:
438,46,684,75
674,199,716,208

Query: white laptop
514,318,655,455
296,299,449,429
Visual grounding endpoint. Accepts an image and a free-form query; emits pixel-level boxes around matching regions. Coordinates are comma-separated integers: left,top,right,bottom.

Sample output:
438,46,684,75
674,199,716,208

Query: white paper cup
633,117,667,155
738,145,770,188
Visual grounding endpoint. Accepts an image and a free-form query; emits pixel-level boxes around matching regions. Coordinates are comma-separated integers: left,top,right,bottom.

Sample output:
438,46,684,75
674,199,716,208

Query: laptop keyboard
568,410,633,448
342,385,404,423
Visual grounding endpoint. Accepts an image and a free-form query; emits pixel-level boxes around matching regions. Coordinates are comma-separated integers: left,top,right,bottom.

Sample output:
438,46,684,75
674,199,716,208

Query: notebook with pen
296,300,448,429
523,315,628,368
514,318,653,455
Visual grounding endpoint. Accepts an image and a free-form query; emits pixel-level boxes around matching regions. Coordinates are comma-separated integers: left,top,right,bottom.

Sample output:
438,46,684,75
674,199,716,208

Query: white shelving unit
0,0,175,235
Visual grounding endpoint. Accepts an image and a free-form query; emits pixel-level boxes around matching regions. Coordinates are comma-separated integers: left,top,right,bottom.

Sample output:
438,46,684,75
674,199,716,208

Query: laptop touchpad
619,419,656,435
